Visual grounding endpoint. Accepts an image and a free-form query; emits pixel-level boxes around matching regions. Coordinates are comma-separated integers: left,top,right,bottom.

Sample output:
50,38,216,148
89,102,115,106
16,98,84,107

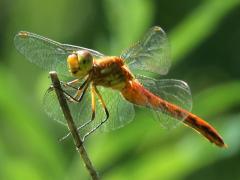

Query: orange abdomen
121,80,226,148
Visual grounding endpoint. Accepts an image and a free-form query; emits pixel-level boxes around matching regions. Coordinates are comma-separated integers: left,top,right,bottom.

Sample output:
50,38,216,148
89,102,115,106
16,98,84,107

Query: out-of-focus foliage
0,0,240,179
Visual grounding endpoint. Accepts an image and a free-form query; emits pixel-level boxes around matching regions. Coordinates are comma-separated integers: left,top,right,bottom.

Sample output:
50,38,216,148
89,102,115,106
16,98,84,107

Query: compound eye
77,50,93,64
67,53,80,72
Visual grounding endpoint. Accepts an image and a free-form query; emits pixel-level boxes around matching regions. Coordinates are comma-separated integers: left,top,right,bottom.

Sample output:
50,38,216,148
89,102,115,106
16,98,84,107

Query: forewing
121,26,170,76
137,75,192,129
14,31,104,76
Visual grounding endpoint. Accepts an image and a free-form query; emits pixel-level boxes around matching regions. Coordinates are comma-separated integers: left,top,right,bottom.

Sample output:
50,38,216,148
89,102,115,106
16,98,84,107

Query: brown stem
49,71,99,180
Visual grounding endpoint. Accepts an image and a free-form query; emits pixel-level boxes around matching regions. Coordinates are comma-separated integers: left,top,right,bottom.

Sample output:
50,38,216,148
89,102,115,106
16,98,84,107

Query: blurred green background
0,0,240,179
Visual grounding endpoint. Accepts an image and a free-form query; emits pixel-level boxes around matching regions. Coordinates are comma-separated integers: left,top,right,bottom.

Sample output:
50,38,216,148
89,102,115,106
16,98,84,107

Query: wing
43,82,135,138
137,75,192,129
14,31,104,77
93,87,135,132
120,26,170,76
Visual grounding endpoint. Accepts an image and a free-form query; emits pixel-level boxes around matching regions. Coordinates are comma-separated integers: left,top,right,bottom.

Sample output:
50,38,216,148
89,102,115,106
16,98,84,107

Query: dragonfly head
67,50,93,78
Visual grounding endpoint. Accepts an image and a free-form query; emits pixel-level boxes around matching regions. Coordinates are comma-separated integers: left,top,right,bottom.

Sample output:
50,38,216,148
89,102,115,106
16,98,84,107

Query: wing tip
14,31,30,46
16,31,30,38
152,26,165,33
153,26,161,30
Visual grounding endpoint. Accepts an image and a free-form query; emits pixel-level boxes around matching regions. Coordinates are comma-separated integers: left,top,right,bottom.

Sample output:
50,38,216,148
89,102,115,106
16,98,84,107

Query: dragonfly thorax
67,50,93,78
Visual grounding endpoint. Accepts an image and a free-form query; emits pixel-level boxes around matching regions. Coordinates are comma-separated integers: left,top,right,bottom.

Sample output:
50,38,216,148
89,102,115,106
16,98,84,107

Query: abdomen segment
121,80,226,148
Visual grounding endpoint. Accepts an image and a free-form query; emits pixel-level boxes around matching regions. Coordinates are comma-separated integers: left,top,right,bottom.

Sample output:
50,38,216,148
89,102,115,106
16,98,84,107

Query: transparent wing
121,26,170,76
43,82,135,138
92,87,135,132
43,81,92,137
137,75,192,129
14,31,104,76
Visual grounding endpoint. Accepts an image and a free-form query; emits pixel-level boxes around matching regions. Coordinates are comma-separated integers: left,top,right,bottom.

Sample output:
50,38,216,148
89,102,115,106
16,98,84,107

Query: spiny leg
48,79,80,102
60,79,79,89
72,76,91,101
77,83,96,129
50,76,90,103
49,79,79,94
45,84,77,102
82,86,109,141
60,75,89,89
59,83,97,142
59,77,90,103
52,86,81,103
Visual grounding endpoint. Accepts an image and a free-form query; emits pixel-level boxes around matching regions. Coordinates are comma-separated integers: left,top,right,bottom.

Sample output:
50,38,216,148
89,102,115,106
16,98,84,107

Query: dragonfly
14,26,226,147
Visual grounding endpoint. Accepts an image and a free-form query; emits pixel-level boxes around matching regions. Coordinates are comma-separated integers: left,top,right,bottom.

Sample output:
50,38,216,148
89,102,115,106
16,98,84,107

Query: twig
49,71,99,180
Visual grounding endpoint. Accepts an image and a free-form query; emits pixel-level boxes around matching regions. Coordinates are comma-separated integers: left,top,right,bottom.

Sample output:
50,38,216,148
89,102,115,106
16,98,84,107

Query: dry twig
49,71,99,180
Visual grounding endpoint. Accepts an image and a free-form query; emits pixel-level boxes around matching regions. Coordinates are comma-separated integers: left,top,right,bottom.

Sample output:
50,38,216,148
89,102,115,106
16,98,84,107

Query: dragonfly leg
76,83,96,130
59,92,95,142
50,75,90,103
46,85,77,102
73,76,91,101
58,83,97,142
60,79,79,90
58,80,91,142
53,86,79,103
82,86,109,142
59,85,91,141
59,83,93,142
60,75,88,89
57,77,90,103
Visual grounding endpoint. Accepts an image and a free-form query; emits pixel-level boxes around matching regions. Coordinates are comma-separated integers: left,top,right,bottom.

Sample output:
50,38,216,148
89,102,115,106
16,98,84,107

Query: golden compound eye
77,50,93,64
67,54,79,68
